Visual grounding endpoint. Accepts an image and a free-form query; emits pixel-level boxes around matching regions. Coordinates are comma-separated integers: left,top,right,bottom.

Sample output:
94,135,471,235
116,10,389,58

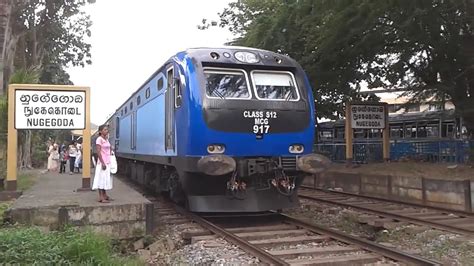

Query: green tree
206,0,474,135
0,0,94,168
2,0,93,93
9,67,40,169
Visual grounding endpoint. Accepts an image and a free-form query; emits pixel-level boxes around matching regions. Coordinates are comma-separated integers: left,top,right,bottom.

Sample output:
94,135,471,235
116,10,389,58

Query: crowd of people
46,139,83,174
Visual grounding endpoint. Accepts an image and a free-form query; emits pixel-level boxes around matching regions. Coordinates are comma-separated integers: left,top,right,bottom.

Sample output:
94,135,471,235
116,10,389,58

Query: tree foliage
206,0,474,134
0,0,94,169
4,0,94,90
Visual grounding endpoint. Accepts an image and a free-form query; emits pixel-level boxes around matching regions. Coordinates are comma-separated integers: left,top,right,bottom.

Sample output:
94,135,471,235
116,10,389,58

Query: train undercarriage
117,156,311,212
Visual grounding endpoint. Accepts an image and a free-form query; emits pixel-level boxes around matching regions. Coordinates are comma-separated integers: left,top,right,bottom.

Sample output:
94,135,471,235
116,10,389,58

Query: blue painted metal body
114,48,315,161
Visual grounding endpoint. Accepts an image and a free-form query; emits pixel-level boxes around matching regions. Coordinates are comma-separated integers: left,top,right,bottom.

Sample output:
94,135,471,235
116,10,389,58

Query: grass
17,172,37,191
0,201,12,224
0,226,143,265
0,172,37,192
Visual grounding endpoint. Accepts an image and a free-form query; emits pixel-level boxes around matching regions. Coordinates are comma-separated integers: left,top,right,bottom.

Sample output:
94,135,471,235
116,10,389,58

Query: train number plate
243,110,278,134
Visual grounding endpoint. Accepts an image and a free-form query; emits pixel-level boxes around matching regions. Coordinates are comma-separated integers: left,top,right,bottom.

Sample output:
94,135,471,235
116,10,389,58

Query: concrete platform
5,171,153,239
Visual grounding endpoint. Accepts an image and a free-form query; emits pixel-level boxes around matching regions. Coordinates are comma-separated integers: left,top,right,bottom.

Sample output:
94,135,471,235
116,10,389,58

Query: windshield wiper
286,80,296,101
209,86,226,99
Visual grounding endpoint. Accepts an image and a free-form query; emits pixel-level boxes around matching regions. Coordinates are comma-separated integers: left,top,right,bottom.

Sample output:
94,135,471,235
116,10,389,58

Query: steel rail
172,205,289,265
280,213,441,266
299,193,474,235
301,185,474,217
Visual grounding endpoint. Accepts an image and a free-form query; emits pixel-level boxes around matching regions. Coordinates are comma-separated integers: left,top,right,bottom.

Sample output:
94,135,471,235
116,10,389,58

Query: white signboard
350,104,385,129
15,89,86,129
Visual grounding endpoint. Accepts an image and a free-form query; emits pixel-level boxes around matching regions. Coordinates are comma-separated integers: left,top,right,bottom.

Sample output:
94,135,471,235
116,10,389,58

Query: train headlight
234,51,260,63
207,144,226,154
289,144,304,154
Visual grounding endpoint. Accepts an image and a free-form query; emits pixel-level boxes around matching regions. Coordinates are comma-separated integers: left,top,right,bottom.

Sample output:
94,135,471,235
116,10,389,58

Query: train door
165,65,175,151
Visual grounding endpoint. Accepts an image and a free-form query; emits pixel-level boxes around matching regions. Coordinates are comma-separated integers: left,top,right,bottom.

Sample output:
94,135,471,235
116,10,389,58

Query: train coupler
226,171,247,192
271,168,296,196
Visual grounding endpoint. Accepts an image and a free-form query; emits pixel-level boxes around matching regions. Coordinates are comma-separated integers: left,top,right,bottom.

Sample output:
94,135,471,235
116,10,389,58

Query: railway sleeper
268,246,359,259
285,253,382,266
224,224,297,234
250,235,330,247
233,229,308,241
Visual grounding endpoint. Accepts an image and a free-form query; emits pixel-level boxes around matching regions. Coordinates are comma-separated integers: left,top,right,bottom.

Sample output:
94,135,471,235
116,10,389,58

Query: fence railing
314,140,474,163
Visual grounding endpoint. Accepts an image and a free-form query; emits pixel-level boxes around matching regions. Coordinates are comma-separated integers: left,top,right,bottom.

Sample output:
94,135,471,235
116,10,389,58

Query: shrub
0,227,141,265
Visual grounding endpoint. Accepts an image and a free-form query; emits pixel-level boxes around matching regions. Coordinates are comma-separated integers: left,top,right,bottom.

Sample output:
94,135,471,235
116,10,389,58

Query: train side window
125,106,128,114
130,101,133,110
121,109,123,116
157,78,164,91
175,76,182,108
137,96,141,105
146,88,151,99
115,116,120,138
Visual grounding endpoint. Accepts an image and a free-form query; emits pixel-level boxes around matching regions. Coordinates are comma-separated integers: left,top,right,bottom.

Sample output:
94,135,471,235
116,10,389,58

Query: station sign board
15,89,86,129
350,104,385,129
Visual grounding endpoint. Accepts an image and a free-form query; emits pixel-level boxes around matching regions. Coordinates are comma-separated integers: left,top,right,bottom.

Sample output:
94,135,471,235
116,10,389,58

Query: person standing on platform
59,146,68,174
75,143,82,173
51,143,60,172
92,125,113,203
68,140,78,175
46,140,54,172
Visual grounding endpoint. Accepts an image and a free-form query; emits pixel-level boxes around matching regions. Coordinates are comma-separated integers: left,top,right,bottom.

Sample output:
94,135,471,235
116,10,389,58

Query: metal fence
314,140,474,163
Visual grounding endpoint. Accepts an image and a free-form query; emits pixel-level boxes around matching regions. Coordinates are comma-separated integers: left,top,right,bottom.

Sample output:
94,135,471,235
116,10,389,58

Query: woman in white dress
47,140,54,172
92,125,113,203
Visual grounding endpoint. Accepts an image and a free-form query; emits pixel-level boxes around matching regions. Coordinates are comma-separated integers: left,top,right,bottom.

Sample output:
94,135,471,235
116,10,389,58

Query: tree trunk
20,130,33,169
0,0,12,95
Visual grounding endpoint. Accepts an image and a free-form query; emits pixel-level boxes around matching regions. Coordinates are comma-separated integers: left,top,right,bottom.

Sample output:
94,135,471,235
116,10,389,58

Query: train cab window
251,70,299,101
204,69,251,99
157,78,164,91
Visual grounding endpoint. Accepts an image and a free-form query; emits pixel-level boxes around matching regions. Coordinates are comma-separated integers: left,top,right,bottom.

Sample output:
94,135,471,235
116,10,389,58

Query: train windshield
251,71,299,101
204,69,251,99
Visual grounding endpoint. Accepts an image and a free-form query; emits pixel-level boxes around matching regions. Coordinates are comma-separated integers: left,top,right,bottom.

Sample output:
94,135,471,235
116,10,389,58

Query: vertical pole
345,102,353,165
82,88,91,189
382,103,390,161
6,85,17,191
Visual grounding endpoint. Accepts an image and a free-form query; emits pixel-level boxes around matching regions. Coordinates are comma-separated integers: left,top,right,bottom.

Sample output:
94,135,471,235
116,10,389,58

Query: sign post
345,102,389,165
6,84,91,191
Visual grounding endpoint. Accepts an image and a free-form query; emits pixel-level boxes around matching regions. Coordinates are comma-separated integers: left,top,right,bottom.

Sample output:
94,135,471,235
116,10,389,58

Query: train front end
182,47,329,212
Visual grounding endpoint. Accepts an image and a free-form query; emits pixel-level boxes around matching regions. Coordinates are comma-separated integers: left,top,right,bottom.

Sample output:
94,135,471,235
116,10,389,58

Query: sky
67,1,235,125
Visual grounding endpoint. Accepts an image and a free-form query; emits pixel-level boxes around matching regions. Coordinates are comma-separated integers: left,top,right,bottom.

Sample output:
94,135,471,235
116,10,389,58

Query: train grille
279,157,297,171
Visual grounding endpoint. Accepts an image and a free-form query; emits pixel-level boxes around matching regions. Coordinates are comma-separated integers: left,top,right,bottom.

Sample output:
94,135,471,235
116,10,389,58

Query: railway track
299,186,474,236
155,202,439,265
119,175,438,264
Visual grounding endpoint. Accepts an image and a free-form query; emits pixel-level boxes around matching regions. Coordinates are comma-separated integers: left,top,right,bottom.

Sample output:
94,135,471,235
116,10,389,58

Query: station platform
5,170,153,239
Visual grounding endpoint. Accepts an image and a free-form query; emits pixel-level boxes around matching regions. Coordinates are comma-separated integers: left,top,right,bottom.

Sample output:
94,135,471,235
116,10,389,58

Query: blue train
107,47,328,212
